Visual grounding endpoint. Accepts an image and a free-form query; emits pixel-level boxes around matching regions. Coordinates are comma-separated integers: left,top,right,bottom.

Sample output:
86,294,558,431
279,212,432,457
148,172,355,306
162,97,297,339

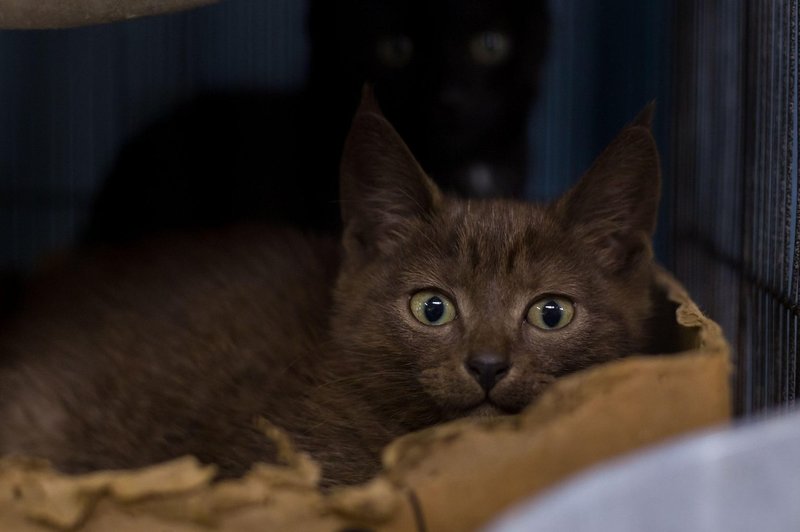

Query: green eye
376,34,414,68
527,297,575,330
410,291,457,326
469,30,512,65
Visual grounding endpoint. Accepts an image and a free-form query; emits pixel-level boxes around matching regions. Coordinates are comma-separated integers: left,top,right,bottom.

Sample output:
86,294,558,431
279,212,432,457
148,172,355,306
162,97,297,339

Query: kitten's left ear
555,103,661,271
339,86,443,263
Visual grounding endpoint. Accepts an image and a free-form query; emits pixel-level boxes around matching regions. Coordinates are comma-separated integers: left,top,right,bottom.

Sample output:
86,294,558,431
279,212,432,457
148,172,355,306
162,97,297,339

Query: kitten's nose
465,353,510,392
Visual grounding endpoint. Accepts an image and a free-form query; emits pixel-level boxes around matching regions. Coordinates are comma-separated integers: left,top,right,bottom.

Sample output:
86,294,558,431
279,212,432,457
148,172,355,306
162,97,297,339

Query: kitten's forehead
428,198,570,277
445,199,553,251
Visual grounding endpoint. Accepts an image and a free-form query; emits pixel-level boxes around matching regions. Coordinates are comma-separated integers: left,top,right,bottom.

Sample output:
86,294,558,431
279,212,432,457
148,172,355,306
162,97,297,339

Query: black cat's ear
339,85,443,262
555,103,661,272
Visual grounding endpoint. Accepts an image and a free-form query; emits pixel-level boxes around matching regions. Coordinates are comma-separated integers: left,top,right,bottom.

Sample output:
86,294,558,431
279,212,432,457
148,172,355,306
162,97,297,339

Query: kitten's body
0,92,661,487
0,228,394,484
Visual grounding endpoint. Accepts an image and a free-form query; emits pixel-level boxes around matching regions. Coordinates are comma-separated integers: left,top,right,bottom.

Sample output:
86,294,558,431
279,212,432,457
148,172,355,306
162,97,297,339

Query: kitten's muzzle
465,352,510,393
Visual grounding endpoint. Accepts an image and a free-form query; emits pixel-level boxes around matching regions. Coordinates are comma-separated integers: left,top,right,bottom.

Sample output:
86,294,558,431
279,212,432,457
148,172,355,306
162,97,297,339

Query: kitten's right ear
632,100,656,129
554,104,661,272
339,86,443,263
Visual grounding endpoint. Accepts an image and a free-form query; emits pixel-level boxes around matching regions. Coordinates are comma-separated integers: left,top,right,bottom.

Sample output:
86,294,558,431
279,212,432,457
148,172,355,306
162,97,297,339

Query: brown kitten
0,91,661,487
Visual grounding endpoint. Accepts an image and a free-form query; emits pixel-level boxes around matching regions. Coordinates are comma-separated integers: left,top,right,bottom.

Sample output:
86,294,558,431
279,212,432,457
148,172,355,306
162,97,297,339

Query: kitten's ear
555,103,661,272
632,100,656,129
339,85,443,261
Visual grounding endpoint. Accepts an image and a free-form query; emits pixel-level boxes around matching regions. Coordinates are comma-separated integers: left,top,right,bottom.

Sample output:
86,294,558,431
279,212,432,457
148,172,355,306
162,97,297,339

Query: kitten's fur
0,91,660,487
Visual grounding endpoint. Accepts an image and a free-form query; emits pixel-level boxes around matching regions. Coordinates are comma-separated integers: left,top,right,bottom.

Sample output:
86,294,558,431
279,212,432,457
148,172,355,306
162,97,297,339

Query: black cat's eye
376,34,414,68
527,297,575,330
469,30,512,65
410,291,456,326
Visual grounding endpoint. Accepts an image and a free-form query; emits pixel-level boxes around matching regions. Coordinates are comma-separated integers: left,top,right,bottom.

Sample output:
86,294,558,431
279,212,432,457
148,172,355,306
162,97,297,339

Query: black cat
308,0,549,196
83,0,549,244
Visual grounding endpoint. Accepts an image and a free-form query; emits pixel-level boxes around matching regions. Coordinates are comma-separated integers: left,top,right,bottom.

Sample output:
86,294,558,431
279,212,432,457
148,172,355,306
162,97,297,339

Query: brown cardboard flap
0,0,220,29
0,267,731,531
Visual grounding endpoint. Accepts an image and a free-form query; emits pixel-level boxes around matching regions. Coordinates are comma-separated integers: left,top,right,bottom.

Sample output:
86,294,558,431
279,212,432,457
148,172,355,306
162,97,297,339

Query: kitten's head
332,89,660,423
308,0,549,196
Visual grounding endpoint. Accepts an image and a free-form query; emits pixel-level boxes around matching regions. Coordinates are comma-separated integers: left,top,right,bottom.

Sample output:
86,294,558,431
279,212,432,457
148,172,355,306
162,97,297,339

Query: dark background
0,0,671,270
1,0,798,415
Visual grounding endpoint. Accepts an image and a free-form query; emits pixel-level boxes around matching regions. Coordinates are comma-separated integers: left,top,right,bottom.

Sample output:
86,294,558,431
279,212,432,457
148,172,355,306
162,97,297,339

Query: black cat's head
330,89,660,424
308,0,549,197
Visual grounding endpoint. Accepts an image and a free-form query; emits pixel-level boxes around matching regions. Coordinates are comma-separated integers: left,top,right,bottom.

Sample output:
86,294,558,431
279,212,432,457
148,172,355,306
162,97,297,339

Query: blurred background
0,0,797,415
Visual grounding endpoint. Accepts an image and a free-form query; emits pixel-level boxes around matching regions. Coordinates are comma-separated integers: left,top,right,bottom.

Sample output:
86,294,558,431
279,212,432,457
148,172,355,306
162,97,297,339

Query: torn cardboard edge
0,0,220,29
0,267,731,531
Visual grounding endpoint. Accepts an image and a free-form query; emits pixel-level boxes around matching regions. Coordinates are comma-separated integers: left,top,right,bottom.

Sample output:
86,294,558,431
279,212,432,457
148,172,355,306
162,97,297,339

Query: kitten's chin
466,402,508,419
